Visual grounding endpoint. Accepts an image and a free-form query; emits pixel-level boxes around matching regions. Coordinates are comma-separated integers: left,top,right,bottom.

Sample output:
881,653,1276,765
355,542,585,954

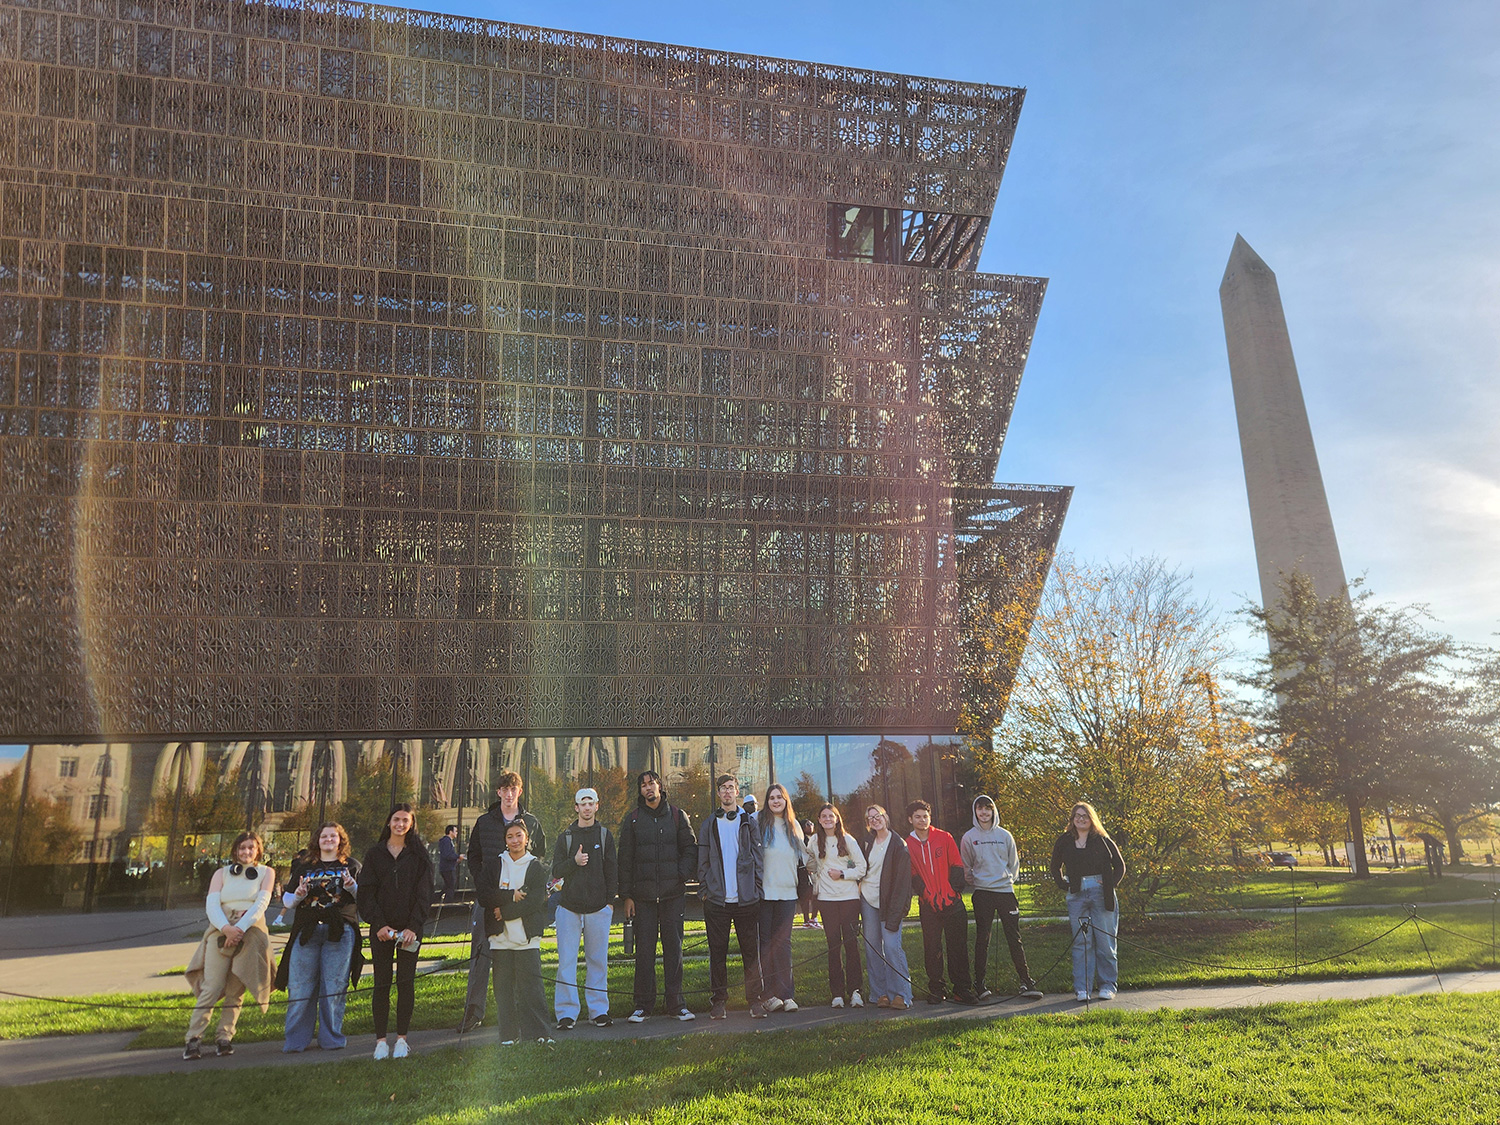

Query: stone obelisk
1219,235,1348,611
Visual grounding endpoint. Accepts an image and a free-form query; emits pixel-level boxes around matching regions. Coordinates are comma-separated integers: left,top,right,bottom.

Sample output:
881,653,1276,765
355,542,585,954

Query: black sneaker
455,1012,483,1034
182,1038,202,1060
749,1002,768,1019
215,1039,234,1056
1020,981,1044,999
976,988,993,1001
556,1016,576,1031
710,1001,727,1020
926,992,947,1005
955,990,980,1005
591,1014,613,1028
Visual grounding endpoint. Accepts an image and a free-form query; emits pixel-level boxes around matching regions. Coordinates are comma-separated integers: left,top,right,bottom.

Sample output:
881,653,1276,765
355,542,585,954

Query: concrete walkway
2,970,1497,1088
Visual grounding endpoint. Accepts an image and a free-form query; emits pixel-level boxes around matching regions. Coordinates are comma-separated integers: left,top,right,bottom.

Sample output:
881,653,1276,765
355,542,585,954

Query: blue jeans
283,922,354,1051
757,898,799,1002
861,900,913,1005
554,905,612,1021
1066,878,1118,994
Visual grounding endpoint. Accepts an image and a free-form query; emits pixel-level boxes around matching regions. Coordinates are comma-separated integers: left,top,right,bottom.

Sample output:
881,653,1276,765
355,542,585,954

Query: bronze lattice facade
0,0,1069,741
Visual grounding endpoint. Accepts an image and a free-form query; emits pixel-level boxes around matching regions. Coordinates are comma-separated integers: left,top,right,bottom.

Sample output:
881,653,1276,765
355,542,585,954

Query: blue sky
444,0,1500,647
417,4,1496,650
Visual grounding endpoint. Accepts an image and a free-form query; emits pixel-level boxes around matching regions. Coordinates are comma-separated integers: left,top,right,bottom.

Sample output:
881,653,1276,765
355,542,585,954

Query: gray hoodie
960,795,1020,893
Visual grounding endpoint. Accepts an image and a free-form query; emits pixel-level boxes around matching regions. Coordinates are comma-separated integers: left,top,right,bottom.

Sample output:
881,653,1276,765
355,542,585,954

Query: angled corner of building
0,0,1066,854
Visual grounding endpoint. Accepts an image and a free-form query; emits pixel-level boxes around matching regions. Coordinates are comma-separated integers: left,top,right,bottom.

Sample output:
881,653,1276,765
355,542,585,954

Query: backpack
546,824,614,927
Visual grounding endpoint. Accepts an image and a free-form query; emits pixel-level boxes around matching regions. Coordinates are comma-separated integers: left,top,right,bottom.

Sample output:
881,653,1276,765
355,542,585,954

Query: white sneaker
1098,987,1116,1000
850,990,864,1008
762,996,784,1012
782,999,798,1013
373,1040,391,1060
674,1007,696,1021
628,1009,647,1023
392,1038,410,1059
500,1039,519,1047
1075,990,1090,1003
831,996,844,1009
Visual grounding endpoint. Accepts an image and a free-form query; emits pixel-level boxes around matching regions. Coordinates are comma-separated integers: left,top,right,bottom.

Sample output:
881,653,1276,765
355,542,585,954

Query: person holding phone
357,804,432,1059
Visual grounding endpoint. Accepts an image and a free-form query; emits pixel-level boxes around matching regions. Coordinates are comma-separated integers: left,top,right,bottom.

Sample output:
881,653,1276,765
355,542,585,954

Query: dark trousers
462,903,491,1022
491,946,549,1042
972,888,1032,987
440,865,458,902
632,895,686,1015
369,937,419,1037
704,899,763,1005
758,898,799,1001
918,896,972,998
818,897,863,999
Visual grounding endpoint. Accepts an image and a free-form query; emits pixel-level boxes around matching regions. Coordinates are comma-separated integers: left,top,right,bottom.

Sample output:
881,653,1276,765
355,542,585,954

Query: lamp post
83,745,113,913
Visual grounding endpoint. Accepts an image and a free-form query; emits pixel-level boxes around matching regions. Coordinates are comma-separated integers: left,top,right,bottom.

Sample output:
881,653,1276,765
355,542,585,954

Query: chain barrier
3,899,1492,1025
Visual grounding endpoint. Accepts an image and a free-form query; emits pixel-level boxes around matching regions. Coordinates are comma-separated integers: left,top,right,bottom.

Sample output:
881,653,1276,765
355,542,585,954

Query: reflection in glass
828,735,881,820
770,736,827,828
656,733,713,824
715,734,770,807
0,729,967,914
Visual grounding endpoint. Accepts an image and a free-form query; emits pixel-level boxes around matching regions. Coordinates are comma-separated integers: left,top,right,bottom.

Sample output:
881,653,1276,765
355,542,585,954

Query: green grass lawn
12,993,1500,1124
4,905,1497,1046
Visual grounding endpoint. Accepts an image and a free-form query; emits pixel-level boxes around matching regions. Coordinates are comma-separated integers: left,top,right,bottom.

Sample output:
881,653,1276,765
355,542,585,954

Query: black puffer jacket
466,803,546,890
617,795,696,902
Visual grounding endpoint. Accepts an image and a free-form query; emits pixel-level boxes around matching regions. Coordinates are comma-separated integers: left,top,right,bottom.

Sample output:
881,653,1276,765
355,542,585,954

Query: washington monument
1219,235,1349,613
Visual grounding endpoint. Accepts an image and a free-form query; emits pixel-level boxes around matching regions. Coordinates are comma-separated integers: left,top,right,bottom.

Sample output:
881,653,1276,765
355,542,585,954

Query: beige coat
184,919,274,1012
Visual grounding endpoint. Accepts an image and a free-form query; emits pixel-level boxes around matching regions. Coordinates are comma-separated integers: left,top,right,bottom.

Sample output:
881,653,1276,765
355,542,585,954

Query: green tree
975,554,1246,908
0,767,84,864
1241,574,1491,877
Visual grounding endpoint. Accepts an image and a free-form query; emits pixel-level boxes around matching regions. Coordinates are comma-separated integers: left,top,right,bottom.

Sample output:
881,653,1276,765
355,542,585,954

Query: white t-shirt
862,833,891,908
716,813,742,904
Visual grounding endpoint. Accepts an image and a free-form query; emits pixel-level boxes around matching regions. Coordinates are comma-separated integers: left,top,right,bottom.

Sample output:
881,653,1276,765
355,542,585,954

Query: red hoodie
907,828,962,910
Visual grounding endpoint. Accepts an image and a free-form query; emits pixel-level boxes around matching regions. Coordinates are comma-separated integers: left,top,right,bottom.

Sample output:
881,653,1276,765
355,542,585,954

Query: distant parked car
1269,851,1298,868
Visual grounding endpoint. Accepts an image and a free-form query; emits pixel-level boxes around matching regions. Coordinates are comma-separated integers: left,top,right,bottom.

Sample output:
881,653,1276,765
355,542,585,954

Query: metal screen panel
0,0,1065,739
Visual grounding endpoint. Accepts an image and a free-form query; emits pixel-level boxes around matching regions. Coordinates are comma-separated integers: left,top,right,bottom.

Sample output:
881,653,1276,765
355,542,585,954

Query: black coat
478,852,551,941
466,804,546,891
617,798,696,902
861,832,914,932
356,840,433,934
1049,832,1127,912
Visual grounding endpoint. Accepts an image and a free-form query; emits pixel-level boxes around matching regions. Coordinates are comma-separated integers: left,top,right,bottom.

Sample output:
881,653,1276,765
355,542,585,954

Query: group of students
180,805,434,1061
180,767,1128,1059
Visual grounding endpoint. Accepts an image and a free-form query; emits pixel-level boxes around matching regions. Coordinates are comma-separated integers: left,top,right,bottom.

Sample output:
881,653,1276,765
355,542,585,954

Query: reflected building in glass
0,0,1067,898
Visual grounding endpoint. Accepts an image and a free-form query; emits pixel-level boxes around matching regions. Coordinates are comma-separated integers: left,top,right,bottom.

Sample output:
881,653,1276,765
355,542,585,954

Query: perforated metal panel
0,0,1067,740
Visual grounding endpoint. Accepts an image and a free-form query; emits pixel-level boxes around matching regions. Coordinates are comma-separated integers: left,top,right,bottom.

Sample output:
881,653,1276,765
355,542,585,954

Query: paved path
0,906,477,997
2,970,1497,1088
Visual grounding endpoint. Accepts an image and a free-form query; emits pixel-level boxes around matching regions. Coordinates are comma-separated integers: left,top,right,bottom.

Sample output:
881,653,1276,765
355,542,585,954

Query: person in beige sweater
807,803,868,1008
183,832,275,1060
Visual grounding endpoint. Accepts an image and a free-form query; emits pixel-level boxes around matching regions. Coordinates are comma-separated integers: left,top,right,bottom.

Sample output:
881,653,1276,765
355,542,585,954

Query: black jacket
553,821,618,915
478,852,551,942
861,832,914,932
696,808,762,907
356,840,433,934
1049,832,1127,912
617,797,696,902
466,802,545,890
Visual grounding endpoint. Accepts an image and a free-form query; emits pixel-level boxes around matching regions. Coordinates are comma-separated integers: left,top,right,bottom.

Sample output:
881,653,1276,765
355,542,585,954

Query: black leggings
370,937,419,1037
